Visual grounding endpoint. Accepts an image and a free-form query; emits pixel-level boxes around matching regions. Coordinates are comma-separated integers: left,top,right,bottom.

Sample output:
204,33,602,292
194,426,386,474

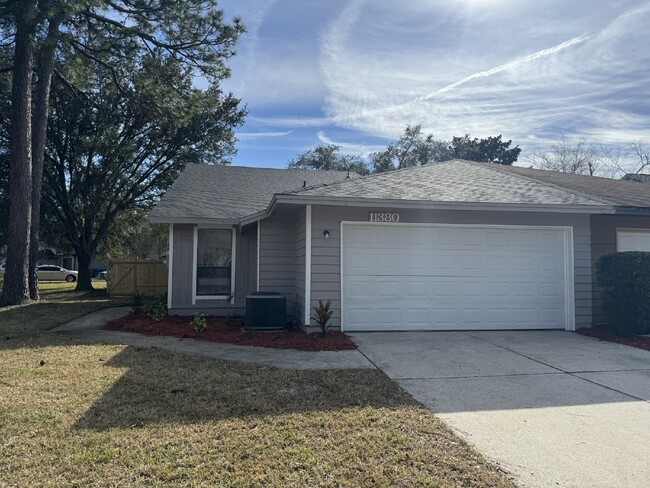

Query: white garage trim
304,205,312,326
340,222,575,332
616,228,650,252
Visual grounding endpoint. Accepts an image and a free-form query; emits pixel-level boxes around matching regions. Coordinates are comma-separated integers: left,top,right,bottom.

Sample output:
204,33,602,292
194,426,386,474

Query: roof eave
613,206,650,216
148,215,240,225
239,198,279,226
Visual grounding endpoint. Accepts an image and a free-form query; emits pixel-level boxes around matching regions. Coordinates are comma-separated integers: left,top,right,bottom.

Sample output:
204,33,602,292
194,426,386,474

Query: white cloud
248,115,333,128
317,131,387,156
221,0,650,164
319,0,650,148
237,130,292,139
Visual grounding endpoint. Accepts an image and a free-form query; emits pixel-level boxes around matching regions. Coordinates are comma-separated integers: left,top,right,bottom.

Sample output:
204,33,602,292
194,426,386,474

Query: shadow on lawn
74,345,415,430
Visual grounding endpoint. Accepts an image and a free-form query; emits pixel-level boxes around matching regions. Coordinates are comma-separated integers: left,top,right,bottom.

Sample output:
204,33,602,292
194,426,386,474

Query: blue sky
218,0,650,168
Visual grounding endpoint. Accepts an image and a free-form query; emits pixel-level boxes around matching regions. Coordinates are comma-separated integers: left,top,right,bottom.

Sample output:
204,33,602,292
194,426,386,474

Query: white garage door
617,230,650,252
341,223,573,331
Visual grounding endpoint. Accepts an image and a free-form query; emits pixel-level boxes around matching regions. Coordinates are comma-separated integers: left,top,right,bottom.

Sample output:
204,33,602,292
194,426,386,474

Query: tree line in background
0,0,246,304
289,126,522,175
289,125,649,179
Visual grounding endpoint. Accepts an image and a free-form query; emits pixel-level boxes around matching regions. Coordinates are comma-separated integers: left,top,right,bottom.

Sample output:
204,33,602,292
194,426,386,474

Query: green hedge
596,252,650,336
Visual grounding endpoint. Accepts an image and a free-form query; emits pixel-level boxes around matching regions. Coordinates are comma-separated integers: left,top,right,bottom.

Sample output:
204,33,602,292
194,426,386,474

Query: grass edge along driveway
0,283,513,487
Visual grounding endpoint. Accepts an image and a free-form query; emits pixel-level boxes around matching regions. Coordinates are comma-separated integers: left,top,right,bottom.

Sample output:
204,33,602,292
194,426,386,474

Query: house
622,173,650,183
149,160,650,332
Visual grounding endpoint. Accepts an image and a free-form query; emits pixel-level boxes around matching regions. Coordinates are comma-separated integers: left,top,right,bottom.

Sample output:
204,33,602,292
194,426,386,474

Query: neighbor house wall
310,205,593,329
169,223,257,315
590,214,650,326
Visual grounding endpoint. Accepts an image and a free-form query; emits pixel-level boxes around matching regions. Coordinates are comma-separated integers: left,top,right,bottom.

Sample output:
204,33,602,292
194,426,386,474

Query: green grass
0,283,514,487
0,280,121,343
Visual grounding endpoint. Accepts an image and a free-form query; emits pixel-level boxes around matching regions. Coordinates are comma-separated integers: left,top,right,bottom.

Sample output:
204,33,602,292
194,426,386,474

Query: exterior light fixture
323,230,330,239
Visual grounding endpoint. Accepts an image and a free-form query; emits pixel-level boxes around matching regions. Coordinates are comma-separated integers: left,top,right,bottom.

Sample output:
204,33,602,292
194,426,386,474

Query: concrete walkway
353,330,650,488
54,307,374,370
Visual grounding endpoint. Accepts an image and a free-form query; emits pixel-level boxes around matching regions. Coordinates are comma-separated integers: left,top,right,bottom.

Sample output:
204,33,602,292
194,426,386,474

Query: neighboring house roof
287,160,607,207
148,164,356,223
489,165,650,208
622,173,650,183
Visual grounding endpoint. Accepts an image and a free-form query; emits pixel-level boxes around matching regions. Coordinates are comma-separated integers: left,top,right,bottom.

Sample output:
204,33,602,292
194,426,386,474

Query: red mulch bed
104,313,357,352
577,327,650,352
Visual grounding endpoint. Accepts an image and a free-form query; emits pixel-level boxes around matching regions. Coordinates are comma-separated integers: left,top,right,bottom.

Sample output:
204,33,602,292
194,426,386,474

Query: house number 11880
369,212,400,222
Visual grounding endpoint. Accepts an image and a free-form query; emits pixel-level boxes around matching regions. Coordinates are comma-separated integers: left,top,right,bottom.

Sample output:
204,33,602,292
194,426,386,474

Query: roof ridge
283,159,461,195
188,163,353,175
474,161,618,206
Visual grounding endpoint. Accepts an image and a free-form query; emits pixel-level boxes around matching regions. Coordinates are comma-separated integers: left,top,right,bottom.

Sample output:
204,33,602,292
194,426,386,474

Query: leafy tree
371,125,450,173
450,134,521,165
40,51,245,290
97,210,169,262
288,145,370,175
0,0,244,305
370,126,521,173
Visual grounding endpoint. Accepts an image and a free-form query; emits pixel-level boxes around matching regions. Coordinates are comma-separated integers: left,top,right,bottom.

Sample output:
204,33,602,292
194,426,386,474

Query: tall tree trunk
29,18,61,300
75,249,95,291
1,7,36,307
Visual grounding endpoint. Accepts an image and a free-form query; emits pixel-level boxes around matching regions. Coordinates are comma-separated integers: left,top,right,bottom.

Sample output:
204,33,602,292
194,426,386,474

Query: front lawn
0,283,513,487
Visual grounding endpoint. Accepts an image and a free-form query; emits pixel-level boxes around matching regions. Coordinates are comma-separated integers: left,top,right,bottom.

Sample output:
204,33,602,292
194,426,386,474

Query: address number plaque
368,212,400,222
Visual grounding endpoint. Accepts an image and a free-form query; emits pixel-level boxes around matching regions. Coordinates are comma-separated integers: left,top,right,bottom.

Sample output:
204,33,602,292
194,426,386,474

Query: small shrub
192,312,208,332
146,295,167,322
131,292,145,314
311,299,333,337
597,251,650,336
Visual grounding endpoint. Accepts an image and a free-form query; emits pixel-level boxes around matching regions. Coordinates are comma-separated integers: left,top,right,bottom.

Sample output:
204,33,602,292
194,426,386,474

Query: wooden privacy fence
108,260,167,297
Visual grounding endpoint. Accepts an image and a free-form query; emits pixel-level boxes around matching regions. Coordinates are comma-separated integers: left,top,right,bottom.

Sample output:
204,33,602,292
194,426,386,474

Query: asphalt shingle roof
149,164,356,222
150,160,650,223
289,160,607,206
489,165,650,207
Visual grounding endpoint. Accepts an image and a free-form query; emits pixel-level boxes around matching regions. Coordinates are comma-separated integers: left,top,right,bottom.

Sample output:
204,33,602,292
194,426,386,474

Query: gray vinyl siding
590,214,650,326
258,207,303,320
294,206,307,325
169,223,257,315
311,205,593,329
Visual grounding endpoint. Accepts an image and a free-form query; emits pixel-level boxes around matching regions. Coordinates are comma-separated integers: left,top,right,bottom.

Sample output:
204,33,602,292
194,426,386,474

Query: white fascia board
239,198,279,226
273,195,615,214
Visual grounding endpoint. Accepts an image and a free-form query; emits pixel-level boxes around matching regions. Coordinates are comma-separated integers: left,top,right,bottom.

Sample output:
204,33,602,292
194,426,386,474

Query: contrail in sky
418,35,589,100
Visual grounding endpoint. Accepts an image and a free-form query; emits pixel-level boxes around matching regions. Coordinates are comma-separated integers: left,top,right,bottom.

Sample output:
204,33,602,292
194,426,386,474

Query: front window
196,228,232,296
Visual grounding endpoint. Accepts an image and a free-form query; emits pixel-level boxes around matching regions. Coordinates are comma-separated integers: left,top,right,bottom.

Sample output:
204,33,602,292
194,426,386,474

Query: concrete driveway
352,331,650,488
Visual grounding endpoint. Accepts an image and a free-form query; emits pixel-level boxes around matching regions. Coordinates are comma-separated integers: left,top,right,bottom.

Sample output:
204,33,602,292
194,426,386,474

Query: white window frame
192,224,236,304
340,221,575,332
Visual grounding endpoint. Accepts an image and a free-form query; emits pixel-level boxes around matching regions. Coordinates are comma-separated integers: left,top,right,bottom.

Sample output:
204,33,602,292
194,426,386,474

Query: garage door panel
342,224,570,331
378,281,402,299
